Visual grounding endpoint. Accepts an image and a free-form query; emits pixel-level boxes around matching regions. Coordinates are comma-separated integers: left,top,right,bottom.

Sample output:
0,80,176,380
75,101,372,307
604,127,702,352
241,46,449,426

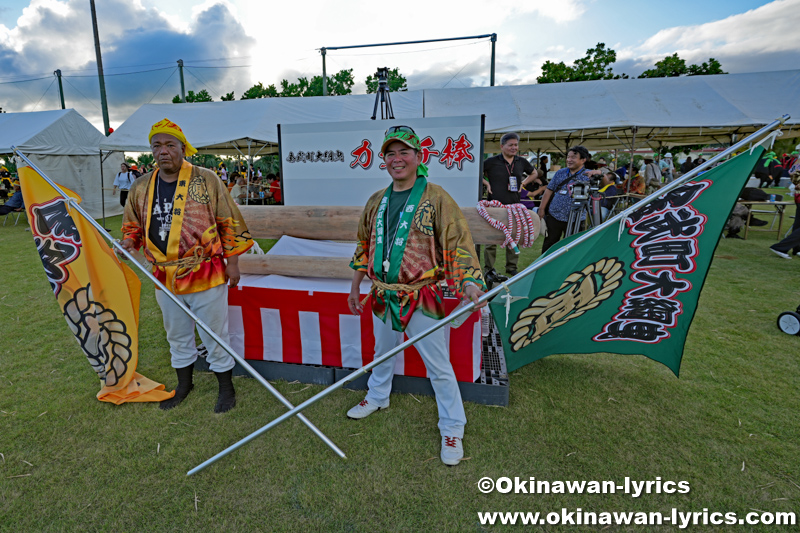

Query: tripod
565,197,592,237
565,184,604,237
371,67,395,120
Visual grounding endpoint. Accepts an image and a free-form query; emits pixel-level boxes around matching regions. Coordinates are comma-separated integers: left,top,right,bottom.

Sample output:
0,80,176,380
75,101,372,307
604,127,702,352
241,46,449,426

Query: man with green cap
346,125,486,466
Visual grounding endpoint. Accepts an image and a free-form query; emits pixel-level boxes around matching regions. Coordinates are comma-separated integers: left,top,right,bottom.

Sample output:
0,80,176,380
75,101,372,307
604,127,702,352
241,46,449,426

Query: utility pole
54,69,66,109
178,59,186,102
490,33,497,86
321,48,327,96
89,0,111,136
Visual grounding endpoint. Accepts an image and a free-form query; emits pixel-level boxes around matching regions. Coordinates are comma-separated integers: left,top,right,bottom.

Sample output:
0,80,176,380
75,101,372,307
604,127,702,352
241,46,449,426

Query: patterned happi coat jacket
122,160,252,295
351,181,486,332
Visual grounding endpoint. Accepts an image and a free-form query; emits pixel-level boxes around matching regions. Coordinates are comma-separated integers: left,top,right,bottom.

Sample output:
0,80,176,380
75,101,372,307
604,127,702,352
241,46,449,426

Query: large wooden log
239,205,539,245
239,254,353,279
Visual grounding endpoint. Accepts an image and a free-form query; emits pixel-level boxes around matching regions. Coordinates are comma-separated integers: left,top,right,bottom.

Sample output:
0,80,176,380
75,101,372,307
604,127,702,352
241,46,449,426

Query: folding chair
2,208,25,226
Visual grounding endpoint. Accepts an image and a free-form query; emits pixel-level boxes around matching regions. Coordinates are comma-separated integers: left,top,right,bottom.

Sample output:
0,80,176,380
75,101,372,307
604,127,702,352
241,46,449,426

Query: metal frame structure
319,34,497,96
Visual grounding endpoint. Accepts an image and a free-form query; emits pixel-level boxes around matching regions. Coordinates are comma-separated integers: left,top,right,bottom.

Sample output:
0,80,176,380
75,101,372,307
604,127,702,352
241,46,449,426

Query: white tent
0,109,124,217
99,92,424,155
101,69,799,167
423,70,800,152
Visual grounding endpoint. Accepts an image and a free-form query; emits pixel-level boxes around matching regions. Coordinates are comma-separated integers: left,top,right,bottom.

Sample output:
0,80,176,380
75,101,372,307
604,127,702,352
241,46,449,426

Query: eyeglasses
385,125,416,136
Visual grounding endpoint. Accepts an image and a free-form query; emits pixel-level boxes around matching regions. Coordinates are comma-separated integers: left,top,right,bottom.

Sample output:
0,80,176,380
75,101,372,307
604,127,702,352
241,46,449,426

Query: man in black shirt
482,132,534,281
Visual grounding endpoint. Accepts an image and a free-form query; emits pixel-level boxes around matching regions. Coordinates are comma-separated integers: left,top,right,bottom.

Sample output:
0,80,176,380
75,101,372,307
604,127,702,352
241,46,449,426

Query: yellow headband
148,118,197,156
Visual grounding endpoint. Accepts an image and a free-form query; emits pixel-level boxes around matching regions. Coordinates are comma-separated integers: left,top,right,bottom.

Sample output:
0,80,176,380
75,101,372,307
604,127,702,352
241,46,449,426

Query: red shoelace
444,436,459,448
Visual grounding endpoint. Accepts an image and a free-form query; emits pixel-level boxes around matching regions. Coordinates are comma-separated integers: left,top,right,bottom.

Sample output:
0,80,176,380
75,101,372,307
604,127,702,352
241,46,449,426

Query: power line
12,82,36,105
442,61,473,89
0,57,253,83
61,77,101,111
146,68,178,104
66,66,176,78
32,78,57,111
185,67,221,99
0,75,53,85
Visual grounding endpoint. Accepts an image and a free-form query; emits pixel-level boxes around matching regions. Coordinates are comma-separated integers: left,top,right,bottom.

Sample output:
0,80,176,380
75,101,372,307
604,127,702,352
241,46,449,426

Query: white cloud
619,0,800,73
0,0,255,127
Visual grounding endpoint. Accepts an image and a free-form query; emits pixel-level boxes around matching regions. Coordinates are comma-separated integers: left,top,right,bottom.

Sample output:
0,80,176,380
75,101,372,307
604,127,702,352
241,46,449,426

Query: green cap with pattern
381,126,428,177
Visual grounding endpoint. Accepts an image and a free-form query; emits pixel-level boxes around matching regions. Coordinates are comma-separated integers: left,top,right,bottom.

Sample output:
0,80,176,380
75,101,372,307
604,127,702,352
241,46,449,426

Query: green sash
373,177,427,330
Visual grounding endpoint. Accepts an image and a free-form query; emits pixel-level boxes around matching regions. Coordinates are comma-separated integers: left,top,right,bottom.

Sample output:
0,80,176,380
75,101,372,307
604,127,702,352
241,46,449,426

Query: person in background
230,177,247,205
622,169,646,195
112,163,136,208
539,155,549,176
643,157,662,194
266,173,282,204
0,180,24,215
769,170,800,258
615,162,628,182
660,153,675,183
482,132,535,282
521,169,547,201
680,156,694,175
598,171,619,220
538,145,600,254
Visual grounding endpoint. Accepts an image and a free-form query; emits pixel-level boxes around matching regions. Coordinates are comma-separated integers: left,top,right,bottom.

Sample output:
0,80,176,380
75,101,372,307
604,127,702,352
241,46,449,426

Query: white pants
365,311,466,438
155,283,234,373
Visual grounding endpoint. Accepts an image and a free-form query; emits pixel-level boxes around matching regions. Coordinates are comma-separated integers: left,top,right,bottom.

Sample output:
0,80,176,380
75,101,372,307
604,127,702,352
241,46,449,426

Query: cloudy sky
1,0,799,131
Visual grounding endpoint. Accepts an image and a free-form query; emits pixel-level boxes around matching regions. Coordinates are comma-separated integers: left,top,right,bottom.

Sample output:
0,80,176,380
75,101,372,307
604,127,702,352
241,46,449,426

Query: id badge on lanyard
508,175,519,192
506,158,518,192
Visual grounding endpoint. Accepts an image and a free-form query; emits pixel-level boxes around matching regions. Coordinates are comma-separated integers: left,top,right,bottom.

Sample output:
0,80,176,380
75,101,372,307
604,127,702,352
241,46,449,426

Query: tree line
172,44,725,103
536,43,725,83
172,67,408,103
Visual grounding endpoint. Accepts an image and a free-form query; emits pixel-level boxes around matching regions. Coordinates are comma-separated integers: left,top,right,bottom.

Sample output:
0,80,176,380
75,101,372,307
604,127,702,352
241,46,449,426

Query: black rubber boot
214,369,236,414
159,364,194,410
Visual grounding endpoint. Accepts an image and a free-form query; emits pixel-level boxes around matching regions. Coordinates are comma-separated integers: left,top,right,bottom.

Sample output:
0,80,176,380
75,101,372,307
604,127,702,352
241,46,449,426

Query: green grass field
1,197,798,532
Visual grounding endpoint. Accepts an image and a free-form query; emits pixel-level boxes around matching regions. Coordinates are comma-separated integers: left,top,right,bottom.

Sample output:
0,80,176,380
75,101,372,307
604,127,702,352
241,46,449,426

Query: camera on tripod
371,67,394,120
571,181,590,200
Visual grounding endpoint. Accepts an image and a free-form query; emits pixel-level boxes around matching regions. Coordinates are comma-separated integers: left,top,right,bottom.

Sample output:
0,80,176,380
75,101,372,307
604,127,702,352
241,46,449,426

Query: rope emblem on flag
63,284,133,386
509,258,625,351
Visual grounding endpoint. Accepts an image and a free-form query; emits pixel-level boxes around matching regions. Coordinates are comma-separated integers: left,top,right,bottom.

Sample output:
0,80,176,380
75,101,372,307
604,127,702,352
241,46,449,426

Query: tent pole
247,139,253,205
99,150,106,228
627,127,638,194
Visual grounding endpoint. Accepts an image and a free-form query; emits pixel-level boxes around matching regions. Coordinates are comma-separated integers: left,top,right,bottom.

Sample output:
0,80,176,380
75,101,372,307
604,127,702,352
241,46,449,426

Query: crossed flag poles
12,148,346,461
14,114,788,476
186,115,788,476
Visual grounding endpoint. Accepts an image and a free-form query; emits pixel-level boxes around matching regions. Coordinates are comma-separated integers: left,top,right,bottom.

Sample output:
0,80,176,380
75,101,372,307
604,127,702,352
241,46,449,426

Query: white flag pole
186,115,788,476
12,147,346,460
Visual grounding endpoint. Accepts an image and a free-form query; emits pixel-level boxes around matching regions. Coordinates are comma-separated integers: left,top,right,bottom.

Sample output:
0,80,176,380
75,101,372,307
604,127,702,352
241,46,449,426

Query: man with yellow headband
120,119,253,413
346,125,486,466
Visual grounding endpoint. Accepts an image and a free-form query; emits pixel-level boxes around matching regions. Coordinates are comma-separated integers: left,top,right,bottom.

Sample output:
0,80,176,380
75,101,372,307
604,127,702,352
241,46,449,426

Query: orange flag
19,167,174,404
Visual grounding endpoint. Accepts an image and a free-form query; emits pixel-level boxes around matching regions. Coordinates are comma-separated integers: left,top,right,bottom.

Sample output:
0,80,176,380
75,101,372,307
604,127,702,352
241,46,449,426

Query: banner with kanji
491,148,764,377
19,166,173,404
279,116,483,207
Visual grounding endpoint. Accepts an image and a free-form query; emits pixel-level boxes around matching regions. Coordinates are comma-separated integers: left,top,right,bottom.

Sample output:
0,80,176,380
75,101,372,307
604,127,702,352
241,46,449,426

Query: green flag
492,147,764,377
